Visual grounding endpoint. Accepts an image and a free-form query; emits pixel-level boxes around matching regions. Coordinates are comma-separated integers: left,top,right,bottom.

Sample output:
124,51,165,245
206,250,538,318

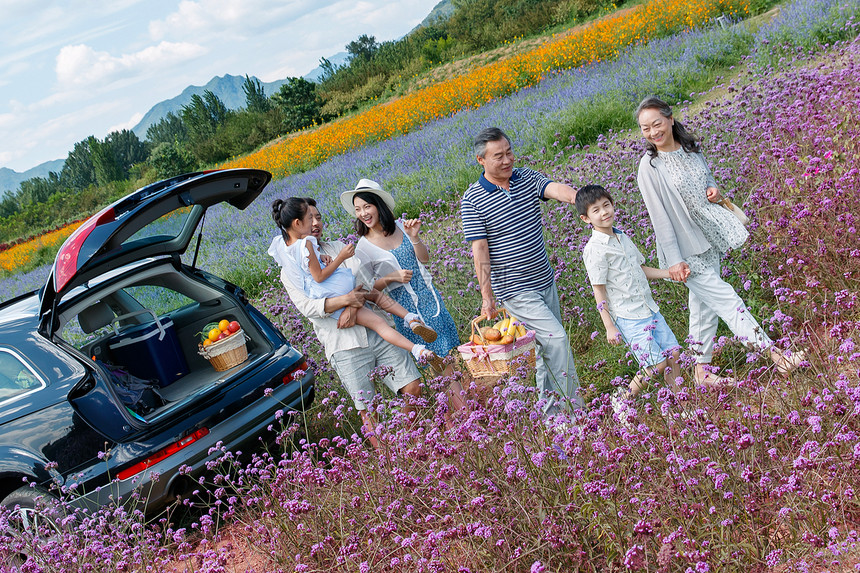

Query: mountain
131,74,289,138
303,52,350,82
133,1,454,136
414,0,454,30
0,159,65,195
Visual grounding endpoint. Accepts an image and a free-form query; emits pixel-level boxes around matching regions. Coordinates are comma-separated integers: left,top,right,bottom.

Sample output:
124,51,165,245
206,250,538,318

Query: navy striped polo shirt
461,167,555,301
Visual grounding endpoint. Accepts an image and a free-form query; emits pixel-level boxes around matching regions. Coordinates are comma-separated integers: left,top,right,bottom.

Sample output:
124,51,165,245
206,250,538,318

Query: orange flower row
0,220,84,274
221,0,749,178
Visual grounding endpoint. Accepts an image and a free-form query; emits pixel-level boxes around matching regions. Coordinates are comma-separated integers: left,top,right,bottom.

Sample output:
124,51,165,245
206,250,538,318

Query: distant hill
131,74,290,138
132,1,453,137
414,0,454,30
303,52,350,82
0,159,65,194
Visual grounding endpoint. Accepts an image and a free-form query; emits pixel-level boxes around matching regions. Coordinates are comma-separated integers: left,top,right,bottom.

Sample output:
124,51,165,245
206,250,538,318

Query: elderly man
461,127,584,415
272,198,422,445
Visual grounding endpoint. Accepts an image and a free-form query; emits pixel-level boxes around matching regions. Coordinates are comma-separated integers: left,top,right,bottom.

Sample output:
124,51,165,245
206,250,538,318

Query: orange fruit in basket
202,339,213,347
208,328,222,341
218,319,230,332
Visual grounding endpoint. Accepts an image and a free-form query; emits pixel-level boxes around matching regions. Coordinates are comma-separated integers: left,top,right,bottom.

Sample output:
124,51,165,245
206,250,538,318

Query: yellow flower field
221,0,749,178
0,220,84,274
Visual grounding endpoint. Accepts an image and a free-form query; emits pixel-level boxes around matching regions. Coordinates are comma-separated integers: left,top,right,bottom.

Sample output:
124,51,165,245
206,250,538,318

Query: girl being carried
270,197,444,372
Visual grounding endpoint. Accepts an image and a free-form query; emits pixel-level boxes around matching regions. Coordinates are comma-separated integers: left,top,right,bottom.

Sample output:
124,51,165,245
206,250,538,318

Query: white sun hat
340,178,396,216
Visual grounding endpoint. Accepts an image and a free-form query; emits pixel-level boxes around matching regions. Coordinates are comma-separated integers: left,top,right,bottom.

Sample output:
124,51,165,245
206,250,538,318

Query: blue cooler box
108,317,189,387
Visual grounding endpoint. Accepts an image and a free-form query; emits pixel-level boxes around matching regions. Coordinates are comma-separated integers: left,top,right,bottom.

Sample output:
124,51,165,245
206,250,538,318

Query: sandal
694,370,736,388
409,317,438,343
775,349,807,377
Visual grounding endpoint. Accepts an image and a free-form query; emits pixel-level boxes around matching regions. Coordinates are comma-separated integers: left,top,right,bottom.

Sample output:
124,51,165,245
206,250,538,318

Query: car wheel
2,486,65,566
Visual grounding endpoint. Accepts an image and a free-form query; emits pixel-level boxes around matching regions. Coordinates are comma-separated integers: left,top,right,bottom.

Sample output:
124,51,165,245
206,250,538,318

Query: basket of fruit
457,310,536,380
197,319,248,371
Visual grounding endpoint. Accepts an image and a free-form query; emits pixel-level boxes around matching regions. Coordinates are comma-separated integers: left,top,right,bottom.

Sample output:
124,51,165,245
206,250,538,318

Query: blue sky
0,0,440,172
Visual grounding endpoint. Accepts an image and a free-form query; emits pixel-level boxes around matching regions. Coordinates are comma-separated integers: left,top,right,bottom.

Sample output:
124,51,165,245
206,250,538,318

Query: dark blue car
0,169,313,524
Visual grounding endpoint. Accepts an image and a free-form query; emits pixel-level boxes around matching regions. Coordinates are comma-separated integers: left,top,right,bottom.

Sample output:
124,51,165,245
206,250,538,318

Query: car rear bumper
71,368,314,513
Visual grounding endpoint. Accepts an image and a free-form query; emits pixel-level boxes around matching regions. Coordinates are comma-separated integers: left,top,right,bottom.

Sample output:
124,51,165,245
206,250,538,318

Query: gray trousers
503,282,583,414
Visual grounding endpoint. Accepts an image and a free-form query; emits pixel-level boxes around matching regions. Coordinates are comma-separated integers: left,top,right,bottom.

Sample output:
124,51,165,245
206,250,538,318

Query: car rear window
0,349,45,404
121,205,194,248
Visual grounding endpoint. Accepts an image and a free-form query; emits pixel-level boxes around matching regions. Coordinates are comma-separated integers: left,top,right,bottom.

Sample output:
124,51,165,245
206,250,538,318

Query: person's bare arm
308,242,354,283
402,218,430,263
642,265,675,281
471,239,497,318
592,284,621,345
373,270,413,290
324,288,367,315
542,181,578,204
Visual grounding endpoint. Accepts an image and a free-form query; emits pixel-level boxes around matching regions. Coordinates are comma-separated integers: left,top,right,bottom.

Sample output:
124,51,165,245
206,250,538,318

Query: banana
507,316,519,341
494,317,511,335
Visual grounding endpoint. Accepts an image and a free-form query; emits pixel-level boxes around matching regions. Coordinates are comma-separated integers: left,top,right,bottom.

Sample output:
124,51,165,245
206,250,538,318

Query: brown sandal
409,318,438,343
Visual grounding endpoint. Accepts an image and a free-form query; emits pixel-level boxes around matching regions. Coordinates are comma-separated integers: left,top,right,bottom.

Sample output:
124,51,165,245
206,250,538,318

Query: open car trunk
56,259,273,426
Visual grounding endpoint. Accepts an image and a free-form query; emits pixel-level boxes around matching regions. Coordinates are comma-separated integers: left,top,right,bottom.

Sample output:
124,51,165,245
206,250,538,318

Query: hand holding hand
606,327,622,346
668,262,690,283
319,254,333,266
706,186,723,204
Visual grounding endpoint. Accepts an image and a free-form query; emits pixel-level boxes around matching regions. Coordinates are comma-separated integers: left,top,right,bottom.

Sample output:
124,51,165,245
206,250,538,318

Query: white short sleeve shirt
582,228,660,320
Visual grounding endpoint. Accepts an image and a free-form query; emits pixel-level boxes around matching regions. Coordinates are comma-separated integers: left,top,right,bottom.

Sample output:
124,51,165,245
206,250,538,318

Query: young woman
342,179,466,412
269,197,443,373
635,96,804,385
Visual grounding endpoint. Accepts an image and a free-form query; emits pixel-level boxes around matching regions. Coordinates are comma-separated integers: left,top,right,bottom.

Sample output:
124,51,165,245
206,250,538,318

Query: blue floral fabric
388,235,459,356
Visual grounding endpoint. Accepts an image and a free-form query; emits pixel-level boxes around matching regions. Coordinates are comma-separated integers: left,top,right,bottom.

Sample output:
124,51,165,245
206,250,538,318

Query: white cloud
108,112,144,134
149,0,324,41
56,41,208,87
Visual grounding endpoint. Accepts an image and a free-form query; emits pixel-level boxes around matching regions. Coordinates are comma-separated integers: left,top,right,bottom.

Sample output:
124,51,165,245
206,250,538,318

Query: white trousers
685,259,772,363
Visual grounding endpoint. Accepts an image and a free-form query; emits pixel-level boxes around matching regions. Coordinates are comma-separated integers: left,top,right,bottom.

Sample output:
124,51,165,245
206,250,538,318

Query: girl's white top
268,235,355,299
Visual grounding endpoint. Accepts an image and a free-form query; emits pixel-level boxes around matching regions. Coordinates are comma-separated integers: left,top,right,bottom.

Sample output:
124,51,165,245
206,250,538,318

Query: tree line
0,0,617,244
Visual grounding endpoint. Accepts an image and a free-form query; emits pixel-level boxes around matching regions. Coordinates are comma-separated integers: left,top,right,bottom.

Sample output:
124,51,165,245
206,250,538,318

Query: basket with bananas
457,309,536,379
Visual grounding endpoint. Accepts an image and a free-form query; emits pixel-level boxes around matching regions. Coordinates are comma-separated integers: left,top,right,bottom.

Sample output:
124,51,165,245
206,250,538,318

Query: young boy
576,185,686,421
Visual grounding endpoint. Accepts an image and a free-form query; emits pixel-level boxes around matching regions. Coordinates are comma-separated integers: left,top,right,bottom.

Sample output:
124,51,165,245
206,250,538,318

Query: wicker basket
198,328,249,371
457,312,536,381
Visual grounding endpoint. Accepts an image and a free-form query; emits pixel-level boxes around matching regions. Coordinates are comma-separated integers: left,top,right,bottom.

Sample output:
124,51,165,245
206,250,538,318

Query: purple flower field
2,1,860,571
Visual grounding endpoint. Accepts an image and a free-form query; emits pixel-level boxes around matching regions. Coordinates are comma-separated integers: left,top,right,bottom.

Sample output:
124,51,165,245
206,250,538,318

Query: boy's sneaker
408,317,438,343
610,388,635,428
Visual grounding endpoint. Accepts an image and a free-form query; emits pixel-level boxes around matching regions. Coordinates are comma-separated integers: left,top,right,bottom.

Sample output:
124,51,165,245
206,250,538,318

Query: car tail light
118,428,209,481
54,206,116,292
282,360,309,384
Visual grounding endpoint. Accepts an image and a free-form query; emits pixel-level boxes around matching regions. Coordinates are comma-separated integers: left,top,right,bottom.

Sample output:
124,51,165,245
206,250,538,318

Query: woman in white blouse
342,179,466,415
635,96,804,385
